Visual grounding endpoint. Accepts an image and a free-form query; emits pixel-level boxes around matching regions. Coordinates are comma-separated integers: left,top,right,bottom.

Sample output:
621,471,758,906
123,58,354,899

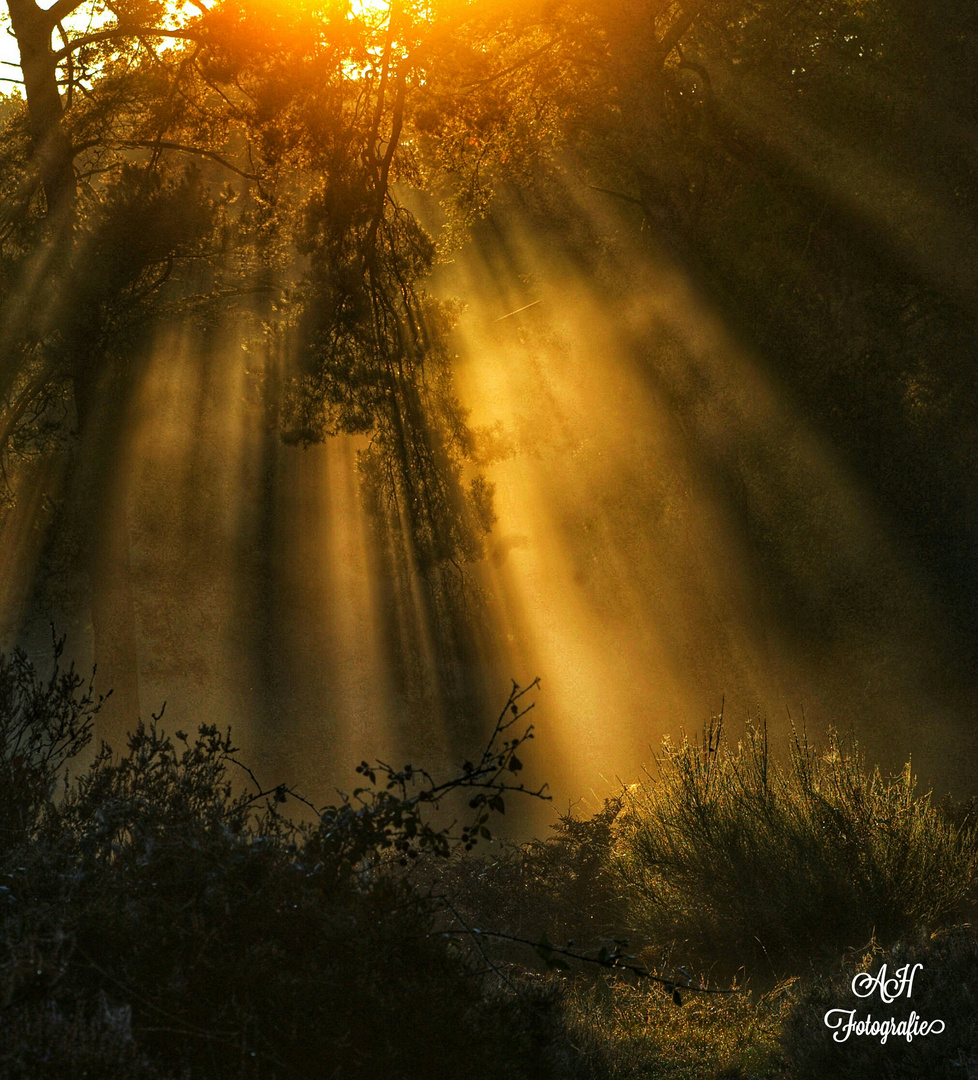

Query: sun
350,0,396,16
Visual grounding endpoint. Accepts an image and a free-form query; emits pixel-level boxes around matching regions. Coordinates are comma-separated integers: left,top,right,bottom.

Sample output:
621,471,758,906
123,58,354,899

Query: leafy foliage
0,650,585,1079
311,677,548,868
0,634,101,847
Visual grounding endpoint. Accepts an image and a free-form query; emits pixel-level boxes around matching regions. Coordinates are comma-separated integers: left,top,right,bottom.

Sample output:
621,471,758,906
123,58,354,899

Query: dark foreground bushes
1,645,975,1080
0,648,593,1080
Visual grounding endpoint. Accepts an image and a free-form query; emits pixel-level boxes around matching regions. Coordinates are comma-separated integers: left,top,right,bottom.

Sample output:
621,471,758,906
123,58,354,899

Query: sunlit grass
614,721,978,976
564,978,791,1080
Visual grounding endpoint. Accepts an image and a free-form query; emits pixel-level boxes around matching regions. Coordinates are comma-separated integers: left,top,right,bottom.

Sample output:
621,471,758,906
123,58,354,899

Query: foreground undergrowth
0,645,975,1079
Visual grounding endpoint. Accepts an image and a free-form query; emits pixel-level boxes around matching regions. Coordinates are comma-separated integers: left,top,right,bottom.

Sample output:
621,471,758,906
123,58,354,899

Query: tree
0,0,512,729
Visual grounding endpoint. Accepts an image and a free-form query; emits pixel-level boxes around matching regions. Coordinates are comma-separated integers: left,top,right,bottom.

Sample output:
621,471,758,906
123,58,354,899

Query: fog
2,192,973,828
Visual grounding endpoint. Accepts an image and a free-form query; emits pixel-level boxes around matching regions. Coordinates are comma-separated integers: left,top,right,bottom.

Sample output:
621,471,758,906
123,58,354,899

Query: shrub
0,655,589,1080
0,638,99,848
424,798,634,962
613,719,977,975
562,976,792,1080
0,1001,176,1080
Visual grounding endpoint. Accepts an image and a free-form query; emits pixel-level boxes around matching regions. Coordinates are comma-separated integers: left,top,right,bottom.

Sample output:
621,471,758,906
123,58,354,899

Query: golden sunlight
2,0,976,1069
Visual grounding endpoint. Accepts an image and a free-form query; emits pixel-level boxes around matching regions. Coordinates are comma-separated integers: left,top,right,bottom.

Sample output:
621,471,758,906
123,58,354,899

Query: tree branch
53,26,200,63
42,0,88,32
0,360,57,459
107,139,263,188
655,2,706,65
439,927,740,998
588,183,649,213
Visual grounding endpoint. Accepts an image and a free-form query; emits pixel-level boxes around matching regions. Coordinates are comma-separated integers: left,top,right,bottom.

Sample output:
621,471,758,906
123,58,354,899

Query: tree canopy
2,0,976,729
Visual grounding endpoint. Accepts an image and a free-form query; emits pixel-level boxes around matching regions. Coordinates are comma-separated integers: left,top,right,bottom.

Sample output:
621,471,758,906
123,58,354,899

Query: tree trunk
70,368,143,732
6,0,76,226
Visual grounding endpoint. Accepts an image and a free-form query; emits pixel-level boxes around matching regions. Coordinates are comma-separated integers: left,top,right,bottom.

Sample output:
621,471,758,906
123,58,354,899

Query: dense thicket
3,646,975,1078
0,648,591,1079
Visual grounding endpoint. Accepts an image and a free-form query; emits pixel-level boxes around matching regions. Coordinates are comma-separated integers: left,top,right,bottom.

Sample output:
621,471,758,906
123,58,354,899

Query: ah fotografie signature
823,963,945,1045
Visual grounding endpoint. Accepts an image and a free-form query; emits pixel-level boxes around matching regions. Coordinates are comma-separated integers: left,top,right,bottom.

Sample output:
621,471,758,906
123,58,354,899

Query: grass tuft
613,719,977,975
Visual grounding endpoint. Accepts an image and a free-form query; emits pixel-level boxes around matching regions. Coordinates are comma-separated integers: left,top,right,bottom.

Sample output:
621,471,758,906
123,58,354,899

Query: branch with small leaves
223,743,318,821
313,679,549,870
439,927,739,1006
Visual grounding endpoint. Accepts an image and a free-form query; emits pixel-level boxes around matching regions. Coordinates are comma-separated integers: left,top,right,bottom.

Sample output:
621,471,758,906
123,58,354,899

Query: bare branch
53,26,199,63
588,183,648,214
439,927,740,997
107,138,263,188
41,0,88,32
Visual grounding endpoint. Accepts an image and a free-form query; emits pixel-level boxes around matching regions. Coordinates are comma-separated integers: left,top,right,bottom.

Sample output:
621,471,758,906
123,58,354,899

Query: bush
0,639,99,848
418,806,794,1080
0,1001,176,1080
0,654,590,1080
562,977,792,1080
6,642,973,1078
423,798,634,963
613,719,977,975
